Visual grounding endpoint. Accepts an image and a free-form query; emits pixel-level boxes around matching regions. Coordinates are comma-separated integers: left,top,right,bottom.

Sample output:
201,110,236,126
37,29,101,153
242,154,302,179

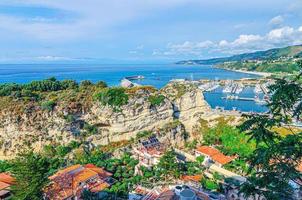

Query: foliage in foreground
10,151,51,200
239,61,302,199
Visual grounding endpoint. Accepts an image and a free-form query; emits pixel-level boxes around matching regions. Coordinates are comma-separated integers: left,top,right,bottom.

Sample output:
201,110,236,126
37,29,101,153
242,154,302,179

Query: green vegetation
0,160,13,173
239,61,302,199
202,178,219,191
148,94,165,106
157,150,182,180
82,123,98,136
10,151,51,200
41,100,56,111
216,60,300,73
136,130,152,140
94,87,129,110
177,45,302,73
203,123,255,158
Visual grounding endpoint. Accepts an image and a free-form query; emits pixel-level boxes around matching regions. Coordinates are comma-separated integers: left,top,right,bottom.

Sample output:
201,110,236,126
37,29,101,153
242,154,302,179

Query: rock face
161,82,211,133
0,82,211,158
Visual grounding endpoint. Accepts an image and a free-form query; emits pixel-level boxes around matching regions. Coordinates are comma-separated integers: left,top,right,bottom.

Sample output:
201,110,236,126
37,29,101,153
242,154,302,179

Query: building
0,173,15,200
195,146,235,167
132,135,166,168
44,164,114,200
137,185,212,200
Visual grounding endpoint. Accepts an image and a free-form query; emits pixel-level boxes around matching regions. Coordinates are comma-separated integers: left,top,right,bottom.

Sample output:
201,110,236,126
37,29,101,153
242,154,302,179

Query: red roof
196,146,235,165
45,164,112,200
181,174,203,182
211,153,235,165
196,146,221,157
0,173,15,185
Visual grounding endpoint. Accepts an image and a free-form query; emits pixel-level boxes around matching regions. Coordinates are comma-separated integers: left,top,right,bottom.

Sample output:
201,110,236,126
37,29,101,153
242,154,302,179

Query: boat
125,75,145,80
254,84,262,93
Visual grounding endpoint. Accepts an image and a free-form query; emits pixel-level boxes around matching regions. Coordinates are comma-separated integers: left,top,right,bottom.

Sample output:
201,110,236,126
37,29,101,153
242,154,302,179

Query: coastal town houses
44,164,114,200
132,135,166,169
0,173,15,200
195,146,235,167
130,184,214,200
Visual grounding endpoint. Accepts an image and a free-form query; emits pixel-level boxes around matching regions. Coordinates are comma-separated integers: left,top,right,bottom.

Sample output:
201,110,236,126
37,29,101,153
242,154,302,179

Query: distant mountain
176,45,302,65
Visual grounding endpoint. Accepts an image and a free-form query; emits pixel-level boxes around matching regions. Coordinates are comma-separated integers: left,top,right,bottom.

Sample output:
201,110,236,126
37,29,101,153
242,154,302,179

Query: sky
0,0,301,63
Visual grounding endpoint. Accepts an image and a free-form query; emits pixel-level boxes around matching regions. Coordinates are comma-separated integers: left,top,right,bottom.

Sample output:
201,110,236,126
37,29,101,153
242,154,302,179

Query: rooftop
196,146,235,165
45,164,112,200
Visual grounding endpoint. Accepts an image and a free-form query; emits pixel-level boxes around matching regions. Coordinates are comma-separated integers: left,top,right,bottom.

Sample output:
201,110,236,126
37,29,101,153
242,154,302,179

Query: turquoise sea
0,64,268,112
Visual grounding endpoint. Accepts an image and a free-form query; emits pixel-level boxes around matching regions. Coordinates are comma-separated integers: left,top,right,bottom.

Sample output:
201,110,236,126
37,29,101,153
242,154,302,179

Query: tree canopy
239,61,302,199
10,151,51,200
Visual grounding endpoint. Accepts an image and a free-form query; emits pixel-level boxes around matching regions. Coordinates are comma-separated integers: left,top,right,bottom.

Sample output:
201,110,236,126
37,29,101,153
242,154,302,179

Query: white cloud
267,26,294,40
0,0,197,41
269,15,284,27
35,56,77,61
157,25,302,56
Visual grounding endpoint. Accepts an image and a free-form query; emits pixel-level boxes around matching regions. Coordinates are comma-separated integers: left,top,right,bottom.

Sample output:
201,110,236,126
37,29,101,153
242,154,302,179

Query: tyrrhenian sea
0,63,268,112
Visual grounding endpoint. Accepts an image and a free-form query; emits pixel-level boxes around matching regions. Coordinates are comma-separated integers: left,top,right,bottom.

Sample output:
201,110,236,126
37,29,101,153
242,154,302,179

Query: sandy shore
219,68,272,77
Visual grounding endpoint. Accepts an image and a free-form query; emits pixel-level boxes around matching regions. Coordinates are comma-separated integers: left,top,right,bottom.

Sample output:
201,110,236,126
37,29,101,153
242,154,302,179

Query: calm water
0,63,267,112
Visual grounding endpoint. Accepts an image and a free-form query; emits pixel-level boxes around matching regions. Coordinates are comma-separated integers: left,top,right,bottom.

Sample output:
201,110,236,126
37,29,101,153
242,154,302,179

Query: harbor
196,78,272,113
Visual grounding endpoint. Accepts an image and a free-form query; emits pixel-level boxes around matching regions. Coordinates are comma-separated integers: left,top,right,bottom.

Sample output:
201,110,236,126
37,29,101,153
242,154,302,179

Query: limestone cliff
161,82,211,133
0,82,210,158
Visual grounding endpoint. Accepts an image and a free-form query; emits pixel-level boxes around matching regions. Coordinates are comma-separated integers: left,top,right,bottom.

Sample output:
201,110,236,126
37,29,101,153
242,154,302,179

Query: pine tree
10,151,51,200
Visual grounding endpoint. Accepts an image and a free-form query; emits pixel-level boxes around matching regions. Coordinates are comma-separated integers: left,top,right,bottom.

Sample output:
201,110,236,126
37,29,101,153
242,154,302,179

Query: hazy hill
177,45,302,65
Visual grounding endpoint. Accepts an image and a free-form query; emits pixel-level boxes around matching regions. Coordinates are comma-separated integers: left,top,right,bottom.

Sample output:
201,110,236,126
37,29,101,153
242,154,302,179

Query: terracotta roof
211,153,235,165
181,174,203,182
45,164,112,200
90,182,110,193
0,182,10,191
196,146,220,157
0,173,15,185
196,146,235,165
297,162,302,172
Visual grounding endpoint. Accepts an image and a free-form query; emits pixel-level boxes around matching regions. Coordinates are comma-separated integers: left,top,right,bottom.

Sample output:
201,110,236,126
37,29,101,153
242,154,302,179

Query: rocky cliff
0,82,211,158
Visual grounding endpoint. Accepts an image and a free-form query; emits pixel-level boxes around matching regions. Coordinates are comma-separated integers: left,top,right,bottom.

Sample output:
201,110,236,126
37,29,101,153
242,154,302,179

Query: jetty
124,75,145,80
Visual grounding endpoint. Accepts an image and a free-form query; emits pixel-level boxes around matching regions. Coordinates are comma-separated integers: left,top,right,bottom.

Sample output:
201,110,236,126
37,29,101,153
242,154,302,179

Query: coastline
216,67,272,77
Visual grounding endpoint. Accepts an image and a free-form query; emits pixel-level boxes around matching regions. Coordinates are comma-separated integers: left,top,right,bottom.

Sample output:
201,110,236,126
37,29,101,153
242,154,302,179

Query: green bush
95,81,108,88
95,87,129,109
136,131,152,139
64,114,76,123
41,100,56,111
148,94,165,106
83,123,98,135
202,178,219,191
80,80,93,87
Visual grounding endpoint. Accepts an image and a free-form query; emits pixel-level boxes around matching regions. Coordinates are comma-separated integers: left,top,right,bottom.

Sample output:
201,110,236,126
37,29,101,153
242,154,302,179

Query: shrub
41,100,56,111
136,131,152,139
64,114,76,123
95,87,128,109
83,123,98,135
80,80,93,87
95,81,108,88
61,80,78,89
148,94,165,107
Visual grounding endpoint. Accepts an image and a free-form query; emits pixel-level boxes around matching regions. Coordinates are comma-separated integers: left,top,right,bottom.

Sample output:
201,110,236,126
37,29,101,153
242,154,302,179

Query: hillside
176,45,302,73
0,78,212,158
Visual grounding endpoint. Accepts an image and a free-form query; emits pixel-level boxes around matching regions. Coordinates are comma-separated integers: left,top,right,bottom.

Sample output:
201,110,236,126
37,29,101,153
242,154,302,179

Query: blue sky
0,0,301,63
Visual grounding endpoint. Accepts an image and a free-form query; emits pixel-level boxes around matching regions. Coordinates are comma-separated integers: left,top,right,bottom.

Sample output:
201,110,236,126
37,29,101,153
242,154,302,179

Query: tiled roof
90,182,110,193
211,153,235,165
196,146,235,165
0,173,15,191
45,164,112,200
181,174,203,182
0,173,15,185
196,146,220,157
0,182,10,191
